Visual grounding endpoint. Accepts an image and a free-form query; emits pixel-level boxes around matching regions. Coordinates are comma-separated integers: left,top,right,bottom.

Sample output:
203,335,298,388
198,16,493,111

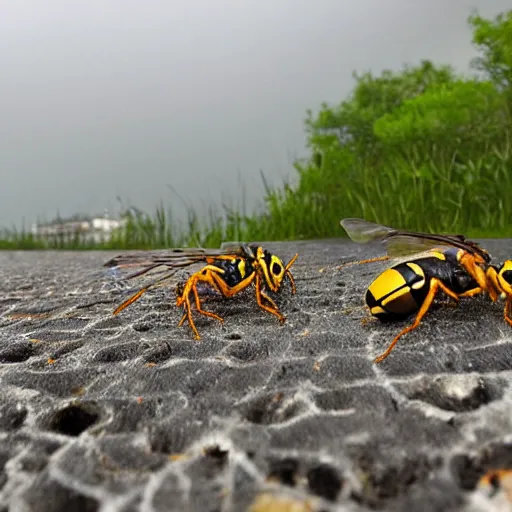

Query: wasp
340,218,512,363
104,244,298,339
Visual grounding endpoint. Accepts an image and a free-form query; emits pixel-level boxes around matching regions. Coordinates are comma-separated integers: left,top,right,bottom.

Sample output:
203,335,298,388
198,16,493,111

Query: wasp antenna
284,268,297,294
285,253,299,271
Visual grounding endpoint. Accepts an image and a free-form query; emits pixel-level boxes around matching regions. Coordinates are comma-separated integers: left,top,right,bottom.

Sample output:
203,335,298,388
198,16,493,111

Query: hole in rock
267,458,299,486
225,332,242,340
133,323,151,332
49,403,100,436
199,444,230,477
203,445,229,466
0,343,33,363
307,463,342,501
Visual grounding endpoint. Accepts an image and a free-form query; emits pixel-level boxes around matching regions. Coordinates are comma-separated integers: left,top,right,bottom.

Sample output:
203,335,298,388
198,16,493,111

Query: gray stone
0,240,511,511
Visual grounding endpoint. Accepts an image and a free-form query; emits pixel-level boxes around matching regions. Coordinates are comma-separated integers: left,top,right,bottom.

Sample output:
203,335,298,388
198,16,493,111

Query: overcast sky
1,0,510,229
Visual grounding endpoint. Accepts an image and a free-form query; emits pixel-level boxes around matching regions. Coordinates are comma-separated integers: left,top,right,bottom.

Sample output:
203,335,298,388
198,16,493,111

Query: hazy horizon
2,0,510,230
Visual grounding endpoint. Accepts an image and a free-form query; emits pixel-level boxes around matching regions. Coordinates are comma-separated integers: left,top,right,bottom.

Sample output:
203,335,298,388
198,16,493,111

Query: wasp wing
340,218,490,261
340,218,396,243
383,233,464,257
104,248,217,268
383,231,490,261
104,245,248,280
220,241,244,251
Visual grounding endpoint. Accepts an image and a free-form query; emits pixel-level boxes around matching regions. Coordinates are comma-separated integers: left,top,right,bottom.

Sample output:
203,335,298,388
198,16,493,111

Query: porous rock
0,240,511,511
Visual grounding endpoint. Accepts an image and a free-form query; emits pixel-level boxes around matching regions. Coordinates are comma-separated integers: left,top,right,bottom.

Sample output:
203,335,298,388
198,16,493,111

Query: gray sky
1,0,510,229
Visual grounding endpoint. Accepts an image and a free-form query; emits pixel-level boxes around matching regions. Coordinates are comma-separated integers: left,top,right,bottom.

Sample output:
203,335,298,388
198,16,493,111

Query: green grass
3,144,512,253
3,112,512,249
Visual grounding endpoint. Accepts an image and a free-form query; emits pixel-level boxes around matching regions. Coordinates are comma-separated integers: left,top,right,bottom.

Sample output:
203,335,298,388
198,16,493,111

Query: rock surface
0,240,512,511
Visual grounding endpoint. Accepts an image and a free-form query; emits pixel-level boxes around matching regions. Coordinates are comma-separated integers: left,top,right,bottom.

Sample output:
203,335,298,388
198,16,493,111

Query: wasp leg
485,267,505,303
176,282,202,340
459,287,484,298
208,270,256,299
284,254,299,294
179,267,257,335
459,253,498,302
176,265,231,339
190,282,224,323
259,289,279,311
373,278,461,364
176,284,224,329
337,255,390,269
255,275,286,324
285,270,297,294
113,288,148,315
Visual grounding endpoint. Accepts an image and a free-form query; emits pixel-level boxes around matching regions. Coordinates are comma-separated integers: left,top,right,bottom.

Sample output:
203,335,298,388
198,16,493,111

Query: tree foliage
257,9,512,238
469,10,512,90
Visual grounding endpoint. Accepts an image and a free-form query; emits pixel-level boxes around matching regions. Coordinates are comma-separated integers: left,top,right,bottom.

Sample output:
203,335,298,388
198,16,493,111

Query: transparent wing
220,242,257,259
220,241,245,251
340,218,396,244
103,245,247,280
383,233,469,257
340,218,490,261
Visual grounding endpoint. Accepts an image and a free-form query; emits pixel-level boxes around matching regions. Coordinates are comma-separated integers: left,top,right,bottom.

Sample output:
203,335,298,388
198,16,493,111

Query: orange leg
284,254,299,294
191,283,224,323
209,270,287,325
177,282,224,329
286,270,297,294
259,288,279,311
337,255,390,269
209,269,288,324
459,287,484,298
113,288,148,315
485,267,505,303
113,270,179,316
176,277,202,340
176,266,256,339
459,253,498,302
374,278,461,364
254,275,286,323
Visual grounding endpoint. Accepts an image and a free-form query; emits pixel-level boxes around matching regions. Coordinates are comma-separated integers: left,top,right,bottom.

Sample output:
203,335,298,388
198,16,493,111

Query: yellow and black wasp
104,244,298,339
339,218,512,363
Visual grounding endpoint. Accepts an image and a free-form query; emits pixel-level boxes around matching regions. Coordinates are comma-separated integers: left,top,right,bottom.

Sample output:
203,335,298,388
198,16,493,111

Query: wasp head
256,247,298,293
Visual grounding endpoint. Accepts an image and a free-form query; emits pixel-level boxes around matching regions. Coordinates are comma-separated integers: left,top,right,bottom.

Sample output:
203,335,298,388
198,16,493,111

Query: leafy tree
469,10,512,91
305,60,456,160
373,79,505,150
252,9,512,238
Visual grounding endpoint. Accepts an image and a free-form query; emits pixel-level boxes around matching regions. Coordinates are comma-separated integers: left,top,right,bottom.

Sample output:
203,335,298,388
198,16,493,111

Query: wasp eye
271,262,282,275
502,270,512,285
